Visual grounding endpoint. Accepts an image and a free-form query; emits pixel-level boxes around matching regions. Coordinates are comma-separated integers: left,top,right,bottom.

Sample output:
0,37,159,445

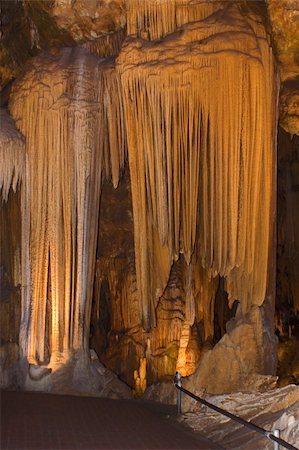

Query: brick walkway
1,390,221,450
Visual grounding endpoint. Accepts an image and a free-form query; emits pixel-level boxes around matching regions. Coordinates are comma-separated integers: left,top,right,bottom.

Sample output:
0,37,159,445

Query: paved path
1,390,221,449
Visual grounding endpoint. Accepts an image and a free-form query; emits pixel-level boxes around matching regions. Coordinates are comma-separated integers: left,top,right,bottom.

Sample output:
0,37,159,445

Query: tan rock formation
184,304,277,395
9,48,127,391
117,2,277,330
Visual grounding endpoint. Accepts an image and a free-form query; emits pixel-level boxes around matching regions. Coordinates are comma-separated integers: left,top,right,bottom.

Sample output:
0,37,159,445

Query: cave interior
0,0,299,407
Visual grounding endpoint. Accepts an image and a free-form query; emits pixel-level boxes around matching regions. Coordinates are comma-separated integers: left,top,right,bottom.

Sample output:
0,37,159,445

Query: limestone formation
9,48,126,390
117,2,277,330
1,0,298,398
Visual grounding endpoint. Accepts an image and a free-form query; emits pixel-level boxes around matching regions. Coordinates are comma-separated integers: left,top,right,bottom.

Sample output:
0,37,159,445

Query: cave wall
91,172,220,391
0,109,25,388
276,129,299,386
277,130,299,330
0,188,22,388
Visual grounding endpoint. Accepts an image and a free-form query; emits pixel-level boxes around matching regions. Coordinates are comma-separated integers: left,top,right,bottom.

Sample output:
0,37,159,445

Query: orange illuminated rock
9,48,126,368
117,2,277,330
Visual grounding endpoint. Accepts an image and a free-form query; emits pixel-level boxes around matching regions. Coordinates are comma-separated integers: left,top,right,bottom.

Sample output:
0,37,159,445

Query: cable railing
174,373,298,450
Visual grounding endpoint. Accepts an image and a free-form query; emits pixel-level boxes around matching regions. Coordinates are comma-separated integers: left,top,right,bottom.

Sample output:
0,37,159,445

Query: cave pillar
9,48,126,388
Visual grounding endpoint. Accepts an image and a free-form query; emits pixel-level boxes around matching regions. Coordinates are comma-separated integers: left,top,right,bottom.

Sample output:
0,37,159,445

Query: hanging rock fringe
82,29,126,58
0,109,25,202
117,3,277,329
9,48,126,364
127,0,222,40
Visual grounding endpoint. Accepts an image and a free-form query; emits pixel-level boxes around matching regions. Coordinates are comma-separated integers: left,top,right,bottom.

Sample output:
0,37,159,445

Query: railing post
273,429,280,450
174,371,182,414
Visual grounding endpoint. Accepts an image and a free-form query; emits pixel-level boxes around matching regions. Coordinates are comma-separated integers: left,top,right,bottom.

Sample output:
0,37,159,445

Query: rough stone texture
179,385,299,449
183,304,277,395
31,0,126,42
0,189,22,389
0,0,125,90
277,336,299,387
24,349,132,399
0,0,75,90
280,79,299,136
267,0,299,79
267,0,299,135
0,1,32,91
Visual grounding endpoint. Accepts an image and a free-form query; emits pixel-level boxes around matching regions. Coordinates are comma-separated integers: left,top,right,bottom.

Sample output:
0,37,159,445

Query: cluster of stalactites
117,3,276,329
0,109,25,202
9,48,126,364
82,29,126,59
100,61,127,188
126,0,222,40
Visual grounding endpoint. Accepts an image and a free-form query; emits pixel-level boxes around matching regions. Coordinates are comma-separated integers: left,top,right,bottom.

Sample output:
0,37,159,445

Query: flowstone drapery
117,3,277,330
10,48,126,370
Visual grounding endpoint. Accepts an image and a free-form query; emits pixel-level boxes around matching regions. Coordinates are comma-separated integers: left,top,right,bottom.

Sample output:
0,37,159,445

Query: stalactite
9,48,126,366
127,0,222,40
82,29,126,58
0,109,25,202
118,3,276,329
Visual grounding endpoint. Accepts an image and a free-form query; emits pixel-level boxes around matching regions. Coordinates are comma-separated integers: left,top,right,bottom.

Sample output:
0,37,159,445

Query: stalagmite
118,2,277,329
0,109,25,202
9,48,126,368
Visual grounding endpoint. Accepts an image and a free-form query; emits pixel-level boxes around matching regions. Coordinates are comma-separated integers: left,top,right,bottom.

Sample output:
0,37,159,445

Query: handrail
174,382,298,450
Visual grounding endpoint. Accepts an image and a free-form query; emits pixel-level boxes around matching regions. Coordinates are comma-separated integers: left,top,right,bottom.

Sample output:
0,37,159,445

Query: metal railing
174,373,298,450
